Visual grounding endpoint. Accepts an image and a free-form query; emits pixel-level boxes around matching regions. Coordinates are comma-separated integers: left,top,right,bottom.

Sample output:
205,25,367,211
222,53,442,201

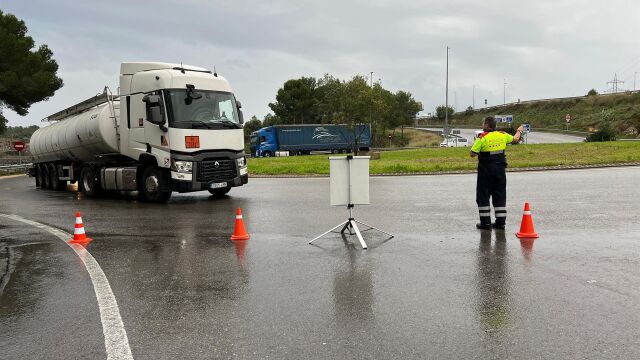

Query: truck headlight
171,160,193,173
236,157,247,168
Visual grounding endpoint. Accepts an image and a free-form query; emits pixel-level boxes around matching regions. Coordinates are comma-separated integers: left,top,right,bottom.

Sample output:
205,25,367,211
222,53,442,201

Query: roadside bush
586,128,617,142
586,112,617,142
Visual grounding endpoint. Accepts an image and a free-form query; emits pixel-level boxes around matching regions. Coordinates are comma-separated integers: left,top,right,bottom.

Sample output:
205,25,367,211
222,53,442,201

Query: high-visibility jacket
471,131,513,159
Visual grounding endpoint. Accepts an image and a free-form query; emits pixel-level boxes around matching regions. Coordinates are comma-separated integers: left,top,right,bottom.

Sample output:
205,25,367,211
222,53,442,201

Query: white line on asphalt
0,213,134,360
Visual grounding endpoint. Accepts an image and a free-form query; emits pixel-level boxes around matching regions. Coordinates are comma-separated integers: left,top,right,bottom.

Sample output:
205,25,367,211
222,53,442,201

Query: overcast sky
3,0,640,127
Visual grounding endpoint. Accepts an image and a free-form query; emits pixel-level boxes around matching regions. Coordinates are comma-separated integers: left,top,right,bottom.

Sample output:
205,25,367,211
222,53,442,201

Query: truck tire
208,187,231,197
141,166,172,203
79,166,101,197
263,151,273,157
49,164,67,191
36,165,45,188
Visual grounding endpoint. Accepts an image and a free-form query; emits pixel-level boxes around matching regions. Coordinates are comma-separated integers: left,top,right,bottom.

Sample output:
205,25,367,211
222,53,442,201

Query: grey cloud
2,0,639,126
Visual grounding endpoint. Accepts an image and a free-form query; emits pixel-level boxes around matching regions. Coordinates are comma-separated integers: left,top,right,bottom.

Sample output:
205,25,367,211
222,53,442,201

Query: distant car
440,137,469,147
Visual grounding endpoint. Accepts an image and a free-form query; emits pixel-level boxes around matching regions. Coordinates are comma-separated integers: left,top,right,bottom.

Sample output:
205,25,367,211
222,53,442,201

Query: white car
440,137,469,147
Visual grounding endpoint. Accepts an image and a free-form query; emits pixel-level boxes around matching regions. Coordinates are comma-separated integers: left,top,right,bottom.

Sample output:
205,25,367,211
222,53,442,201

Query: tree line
0,10,63,135
245,75,423,146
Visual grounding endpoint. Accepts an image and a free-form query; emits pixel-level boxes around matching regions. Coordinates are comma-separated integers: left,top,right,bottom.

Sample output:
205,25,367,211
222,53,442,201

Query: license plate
209,182,227,189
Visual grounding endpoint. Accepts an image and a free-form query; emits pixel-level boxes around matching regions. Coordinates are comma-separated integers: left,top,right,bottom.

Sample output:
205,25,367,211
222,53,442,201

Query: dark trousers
476,161,507,225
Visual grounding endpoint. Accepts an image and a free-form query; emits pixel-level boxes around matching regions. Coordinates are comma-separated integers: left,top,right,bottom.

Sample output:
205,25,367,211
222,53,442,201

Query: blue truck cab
251,124,371,157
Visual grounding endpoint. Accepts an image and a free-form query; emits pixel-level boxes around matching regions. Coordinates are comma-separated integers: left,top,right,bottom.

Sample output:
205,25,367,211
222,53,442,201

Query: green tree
243,115,262,138
587,89,598,96
464,106,474,115
435,105,455,121
262,113,281,127
586,109,617,142
314,74,342,124
268,77,317,124
0,10,63,134
2,125,39,140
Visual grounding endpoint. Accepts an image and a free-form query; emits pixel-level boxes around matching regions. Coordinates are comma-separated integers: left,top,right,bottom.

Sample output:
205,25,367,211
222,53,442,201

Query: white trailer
29,62,248,202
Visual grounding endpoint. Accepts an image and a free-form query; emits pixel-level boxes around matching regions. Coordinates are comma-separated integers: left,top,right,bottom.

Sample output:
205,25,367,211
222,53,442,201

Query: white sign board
523,124,531,133
330,156,370,206
495,115,513,123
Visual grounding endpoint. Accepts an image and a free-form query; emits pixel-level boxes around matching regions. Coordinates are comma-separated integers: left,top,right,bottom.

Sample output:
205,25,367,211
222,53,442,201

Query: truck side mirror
142,94,167,131
236,100,242,109
238,109,244,124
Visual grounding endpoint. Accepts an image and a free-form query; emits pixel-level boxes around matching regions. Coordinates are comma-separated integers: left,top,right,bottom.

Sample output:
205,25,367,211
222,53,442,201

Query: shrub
586,113,616,142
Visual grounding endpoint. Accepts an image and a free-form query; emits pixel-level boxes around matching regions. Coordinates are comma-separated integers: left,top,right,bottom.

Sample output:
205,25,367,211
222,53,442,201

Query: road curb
249,162,640,178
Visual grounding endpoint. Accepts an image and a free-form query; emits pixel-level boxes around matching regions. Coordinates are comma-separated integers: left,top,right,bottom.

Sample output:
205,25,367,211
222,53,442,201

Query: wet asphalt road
1,167,640,359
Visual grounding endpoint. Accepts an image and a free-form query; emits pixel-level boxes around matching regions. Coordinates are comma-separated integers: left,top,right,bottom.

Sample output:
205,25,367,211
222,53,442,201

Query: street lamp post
445,46,450,137
369,71,374,143
503,78,507,105
473,85,475,109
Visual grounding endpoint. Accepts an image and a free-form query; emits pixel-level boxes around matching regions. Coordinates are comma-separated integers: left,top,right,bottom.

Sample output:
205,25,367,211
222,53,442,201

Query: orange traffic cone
516,202,539,239
230,208,250,240
69,212,93,245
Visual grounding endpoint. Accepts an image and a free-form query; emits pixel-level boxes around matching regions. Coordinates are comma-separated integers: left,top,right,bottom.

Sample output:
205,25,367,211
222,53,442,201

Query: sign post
13,141,25,165
495,115,513,124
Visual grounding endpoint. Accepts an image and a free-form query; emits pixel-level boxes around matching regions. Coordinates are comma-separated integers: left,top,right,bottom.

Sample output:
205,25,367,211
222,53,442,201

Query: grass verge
248,141,640,176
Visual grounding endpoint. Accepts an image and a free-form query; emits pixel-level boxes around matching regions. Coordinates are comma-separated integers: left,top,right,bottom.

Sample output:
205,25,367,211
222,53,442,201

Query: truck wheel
49,165,67,191
80,167,101,197
208,187,231,197
36,165,45,188
42,165,52,189
48,164,60,190
141,166,172,203
263,151,273,157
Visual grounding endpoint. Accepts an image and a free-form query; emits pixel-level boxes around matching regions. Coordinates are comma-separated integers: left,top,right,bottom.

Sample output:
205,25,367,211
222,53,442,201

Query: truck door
128,93,147,152
143,91,170,168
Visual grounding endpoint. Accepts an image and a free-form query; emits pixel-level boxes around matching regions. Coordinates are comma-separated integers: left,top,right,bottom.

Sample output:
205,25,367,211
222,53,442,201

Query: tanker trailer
30,62,248,202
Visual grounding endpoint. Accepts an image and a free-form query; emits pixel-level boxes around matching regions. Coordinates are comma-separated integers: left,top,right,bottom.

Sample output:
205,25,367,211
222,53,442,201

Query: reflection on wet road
2,167,640,359
476,230,510,336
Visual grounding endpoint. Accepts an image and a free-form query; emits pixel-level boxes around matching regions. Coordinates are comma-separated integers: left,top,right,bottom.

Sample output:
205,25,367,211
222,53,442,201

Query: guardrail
0,163,31,174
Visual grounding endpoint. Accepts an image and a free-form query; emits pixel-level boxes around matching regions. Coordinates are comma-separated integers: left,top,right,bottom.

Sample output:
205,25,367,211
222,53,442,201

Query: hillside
431,92,640,137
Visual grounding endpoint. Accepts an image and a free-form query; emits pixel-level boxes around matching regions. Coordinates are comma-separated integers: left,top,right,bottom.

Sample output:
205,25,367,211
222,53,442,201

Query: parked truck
250,124,371,157
29,62,248,202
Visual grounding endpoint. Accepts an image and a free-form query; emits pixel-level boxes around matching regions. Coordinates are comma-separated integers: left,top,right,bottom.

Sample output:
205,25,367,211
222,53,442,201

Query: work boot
492,223,505,230
476,223,491,230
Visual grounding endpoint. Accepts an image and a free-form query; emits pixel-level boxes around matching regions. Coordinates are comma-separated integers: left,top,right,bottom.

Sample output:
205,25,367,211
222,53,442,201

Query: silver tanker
30,62,248,202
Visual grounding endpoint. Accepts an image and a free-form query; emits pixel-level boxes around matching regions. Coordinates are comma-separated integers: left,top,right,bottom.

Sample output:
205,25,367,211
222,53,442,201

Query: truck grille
197,160,237,182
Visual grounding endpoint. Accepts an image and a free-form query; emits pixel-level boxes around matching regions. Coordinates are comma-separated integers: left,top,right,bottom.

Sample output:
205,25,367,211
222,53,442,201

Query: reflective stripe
478,206,491,211
75,228,86,235
523,211,531,215
479,214,491,217
236,215,243,220
494,207,507,211
495,213,507,218
489,150,505,155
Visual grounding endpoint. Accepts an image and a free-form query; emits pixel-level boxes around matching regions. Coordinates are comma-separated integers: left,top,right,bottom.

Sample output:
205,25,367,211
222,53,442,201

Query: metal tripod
309,204,394,249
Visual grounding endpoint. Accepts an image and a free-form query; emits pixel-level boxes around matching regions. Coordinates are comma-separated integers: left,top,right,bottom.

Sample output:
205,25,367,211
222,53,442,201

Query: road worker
470,117,524,230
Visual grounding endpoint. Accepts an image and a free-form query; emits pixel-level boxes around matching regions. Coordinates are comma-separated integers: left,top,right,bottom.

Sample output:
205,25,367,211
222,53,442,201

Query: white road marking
0,213,134,360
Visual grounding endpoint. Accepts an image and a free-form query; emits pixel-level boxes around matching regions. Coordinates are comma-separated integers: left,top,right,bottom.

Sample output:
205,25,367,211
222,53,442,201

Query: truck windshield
165,89,241,129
